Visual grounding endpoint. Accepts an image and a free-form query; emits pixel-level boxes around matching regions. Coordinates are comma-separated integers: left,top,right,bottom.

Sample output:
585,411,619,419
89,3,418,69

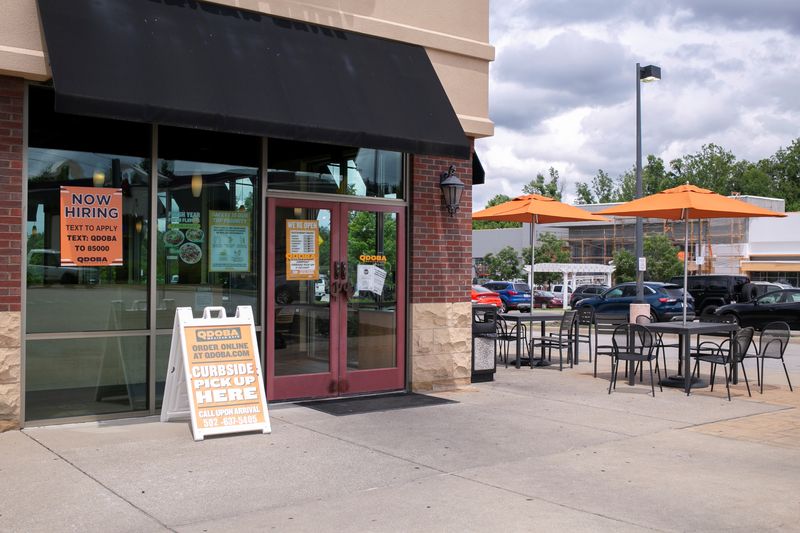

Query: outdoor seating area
491,308,795,402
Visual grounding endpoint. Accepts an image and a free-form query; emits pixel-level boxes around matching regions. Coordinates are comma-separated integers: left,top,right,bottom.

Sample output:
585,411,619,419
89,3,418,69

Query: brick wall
0,76,23,312
0,74,23,431
410,147,473,304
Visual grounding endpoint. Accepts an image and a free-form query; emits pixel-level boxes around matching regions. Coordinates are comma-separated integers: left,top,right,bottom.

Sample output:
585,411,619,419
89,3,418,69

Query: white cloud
474,1,800,210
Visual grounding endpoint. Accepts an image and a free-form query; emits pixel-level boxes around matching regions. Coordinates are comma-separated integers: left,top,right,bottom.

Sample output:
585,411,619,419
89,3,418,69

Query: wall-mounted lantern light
440,165,464,217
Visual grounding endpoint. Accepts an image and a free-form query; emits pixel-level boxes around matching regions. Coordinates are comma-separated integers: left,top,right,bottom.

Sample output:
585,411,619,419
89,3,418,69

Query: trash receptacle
472,304,497,382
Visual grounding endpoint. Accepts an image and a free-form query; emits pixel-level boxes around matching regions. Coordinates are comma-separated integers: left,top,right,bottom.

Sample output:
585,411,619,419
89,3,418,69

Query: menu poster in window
164,211,203,265
209,210,251,272
286,219,319,281
59,186,123,267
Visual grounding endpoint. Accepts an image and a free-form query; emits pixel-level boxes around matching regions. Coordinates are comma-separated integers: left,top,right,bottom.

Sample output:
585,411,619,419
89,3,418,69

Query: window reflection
268,139,402,199
25,336,148,420
156,126,261,328
26,87,150,333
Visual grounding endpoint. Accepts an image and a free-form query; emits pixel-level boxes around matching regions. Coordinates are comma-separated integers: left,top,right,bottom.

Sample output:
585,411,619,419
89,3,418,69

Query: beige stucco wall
0,0,494,138
410,302,472,392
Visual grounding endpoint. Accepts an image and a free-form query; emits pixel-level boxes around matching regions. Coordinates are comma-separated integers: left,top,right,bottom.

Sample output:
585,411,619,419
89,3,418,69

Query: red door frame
337,202,406,395
265,197,405,401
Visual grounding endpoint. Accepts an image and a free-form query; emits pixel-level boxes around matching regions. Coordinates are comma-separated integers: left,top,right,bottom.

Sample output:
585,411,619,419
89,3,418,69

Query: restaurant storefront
0,0,493,427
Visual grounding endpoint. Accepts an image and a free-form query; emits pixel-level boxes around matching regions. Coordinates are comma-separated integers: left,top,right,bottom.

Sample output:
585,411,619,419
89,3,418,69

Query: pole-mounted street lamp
635,63,661,302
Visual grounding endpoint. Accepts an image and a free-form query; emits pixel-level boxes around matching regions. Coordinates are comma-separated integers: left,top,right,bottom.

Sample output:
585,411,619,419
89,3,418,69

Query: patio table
646,321,739,395
499,312,565,369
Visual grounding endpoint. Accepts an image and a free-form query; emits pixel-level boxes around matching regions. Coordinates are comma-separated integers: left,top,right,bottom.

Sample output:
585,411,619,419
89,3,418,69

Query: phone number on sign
201,415,258,428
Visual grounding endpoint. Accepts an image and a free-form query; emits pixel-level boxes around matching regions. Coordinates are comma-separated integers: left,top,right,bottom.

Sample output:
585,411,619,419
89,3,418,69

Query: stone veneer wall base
0,311,21,430
410,302,472,392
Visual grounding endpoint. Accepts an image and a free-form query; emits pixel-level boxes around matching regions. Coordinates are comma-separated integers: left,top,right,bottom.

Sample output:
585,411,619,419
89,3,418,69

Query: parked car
574,282,694,321
551,283,573,300
26,249,99,285
471,285,502,307
532,290,559,308
569,284,609,308
714,289,800,330
482,281,532,312
668,275,750,315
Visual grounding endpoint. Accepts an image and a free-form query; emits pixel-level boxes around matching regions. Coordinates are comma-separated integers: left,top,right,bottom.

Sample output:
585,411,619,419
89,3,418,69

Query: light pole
635,63,661,301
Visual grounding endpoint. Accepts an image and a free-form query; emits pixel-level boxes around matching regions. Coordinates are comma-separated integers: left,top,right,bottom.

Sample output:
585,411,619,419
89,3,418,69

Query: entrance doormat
302,393,457,416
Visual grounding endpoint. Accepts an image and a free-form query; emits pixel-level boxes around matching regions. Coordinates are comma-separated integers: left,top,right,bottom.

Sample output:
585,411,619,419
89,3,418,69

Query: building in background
473,196,797,285
0,0,493,429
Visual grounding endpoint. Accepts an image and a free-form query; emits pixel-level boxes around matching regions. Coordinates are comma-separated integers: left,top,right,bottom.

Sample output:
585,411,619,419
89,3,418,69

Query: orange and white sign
161,306,271,441
285,219,319,281
59,186,123,267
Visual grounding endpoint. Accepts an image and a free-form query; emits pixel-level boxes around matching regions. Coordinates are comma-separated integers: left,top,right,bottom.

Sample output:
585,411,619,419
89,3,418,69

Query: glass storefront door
267,198,405,400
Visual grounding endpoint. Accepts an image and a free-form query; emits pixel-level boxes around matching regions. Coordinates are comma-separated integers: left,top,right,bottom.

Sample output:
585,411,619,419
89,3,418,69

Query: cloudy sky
473,0,800,210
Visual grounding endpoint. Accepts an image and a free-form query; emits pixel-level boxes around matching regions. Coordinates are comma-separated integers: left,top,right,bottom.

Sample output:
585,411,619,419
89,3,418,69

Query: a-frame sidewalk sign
161,306,271,441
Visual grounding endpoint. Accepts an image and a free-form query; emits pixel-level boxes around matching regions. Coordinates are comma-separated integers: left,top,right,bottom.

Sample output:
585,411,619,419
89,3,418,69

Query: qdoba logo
195,327,242,342
359,254,387,262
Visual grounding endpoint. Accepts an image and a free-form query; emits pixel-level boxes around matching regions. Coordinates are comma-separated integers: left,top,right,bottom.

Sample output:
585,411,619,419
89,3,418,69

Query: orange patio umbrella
597,184,786,323
473,194,608,288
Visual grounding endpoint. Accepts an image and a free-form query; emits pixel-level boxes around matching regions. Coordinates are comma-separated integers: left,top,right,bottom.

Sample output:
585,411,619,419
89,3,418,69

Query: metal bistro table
499,312,565,369
646,321,739,395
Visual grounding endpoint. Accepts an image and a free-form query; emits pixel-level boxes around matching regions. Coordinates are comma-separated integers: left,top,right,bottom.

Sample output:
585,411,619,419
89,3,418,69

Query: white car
315,275,328,297
27,249,99,285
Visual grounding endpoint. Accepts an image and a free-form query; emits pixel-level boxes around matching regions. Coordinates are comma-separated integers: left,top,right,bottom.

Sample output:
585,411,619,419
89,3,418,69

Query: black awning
36,0,470,159
472,152,485,185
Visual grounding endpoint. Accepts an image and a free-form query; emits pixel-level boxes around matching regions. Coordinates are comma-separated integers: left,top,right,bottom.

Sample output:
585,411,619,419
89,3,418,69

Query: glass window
156,126,261,328
621,286,638,297
605,288,623,298
267,138,402,199
758,292,782,304
25,336,148,420
26,87,151,333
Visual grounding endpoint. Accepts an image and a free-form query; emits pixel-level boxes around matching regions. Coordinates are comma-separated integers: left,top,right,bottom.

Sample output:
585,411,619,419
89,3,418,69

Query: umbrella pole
683,212,689,325
530,221,536,290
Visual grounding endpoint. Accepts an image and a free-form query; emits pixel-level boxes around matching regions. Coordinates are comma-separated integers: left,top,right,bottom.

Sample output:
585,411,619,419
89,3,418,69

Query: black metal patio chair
496,315,526,368
749,321,792,394
690,326,754,400
529,310,577,371
592,313,628,378
608,323,661,397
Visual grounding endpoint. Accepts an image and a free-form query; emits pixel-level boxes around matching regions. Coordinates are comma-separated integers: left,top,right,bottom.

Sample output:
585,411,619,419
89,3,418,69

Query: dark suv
482,281,532,313
668,275,749,315
569,284,609,308
574,282,693,321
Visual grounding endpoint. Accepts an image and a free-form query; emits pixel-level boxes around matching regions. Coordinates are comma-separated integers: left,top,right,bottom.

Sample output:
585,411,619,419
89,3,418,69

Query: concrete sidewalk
3,350,799,532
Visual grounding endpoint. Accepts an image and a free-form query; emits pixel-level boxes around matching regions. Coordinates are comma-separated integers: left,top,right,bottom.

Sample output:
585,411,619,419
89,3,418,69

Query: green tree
26,231,45,284
763,139,800,211
483,246,521,281
523,167,563,200
616,168,636,202
669,144,736,194
575,169,617,204
521,232,571,285
575,182,594,205
616,155,676,201
643,234,683,282
472,194,521,230
612,248,635,283
642,155,677,196
729,160,772,197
